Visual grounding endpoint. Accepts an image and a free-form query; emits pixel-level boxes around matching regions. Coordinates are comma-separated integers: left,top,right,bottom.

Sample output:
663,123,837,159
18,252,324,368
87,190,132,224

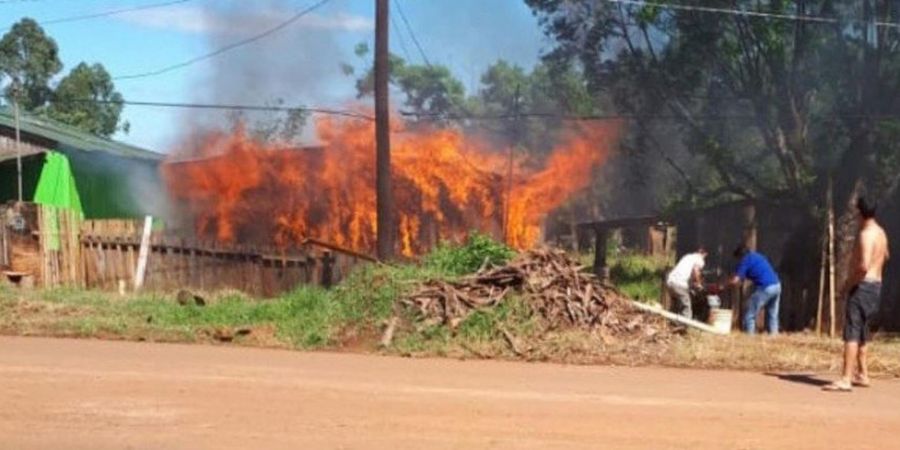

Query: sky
0,0,549,153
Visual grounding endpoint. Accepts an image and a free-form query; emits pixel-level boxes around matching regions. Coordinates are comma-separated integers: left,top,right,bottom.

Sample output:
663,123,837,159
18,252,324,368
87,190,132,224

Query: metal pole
14,98,23,202
374,0,394,260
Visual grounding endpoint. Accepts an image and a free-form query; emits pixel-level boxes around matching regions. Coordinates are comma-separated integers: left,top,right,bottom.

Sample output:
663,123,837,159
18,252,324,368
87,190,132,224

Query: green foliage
456,296,535,341
608,253,668,303
525,0,897,209
47,62,125,137
424,232,515,275
348,45,467,121
0,18,128,137
0,18,62,110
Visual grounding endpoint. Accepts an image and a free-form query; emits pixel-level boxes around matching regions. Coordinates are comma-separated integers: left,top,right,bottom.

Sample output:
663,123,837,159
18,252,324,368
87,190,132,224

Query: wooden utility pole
13,84,23,202
502,84,523,245
374,0,394,260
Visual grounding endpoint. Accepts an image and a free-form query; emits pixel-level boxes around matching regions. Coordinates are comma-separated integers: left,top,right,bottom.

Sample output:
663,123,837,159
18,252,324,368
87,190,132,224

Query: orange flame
162,116,620,256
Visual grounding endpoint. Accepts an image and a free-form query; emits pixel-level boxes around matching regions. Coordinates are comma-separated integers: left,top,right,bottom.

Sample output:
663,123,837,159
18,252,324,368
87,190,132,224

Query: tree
47,62,126,137
469,59,598,154
525,0,900,316
346,43,467,122
226,97,309,144
0,18,62,110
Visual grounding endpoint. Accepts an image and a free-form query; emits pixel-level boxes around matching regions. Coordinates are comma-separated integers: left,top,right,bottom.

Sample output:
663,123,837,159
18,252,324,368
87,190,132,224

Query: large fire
162,116,620,256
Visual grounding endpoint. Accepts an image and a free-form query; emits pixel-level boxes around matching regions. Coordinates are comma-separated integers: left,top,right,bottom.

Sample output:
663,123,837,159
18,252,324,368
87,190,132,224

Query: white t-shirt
667,253,705,289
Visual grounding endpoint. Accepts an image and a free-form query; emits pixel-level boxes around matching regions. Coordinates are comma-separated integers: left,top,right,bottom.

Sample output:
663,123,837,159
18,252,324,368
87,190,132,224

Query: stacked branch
402,248,675,340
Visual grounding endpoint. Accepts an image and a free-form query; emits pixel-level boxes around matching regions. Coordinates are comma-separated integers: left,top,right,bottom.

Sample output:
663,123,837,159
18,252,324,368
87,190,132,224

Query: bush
424,232,515,276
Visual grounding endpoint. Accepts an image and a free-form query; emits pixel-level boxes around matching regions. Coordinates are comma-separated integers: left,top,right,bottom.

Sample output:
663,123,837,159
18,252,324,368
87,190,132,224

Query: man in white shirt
666,247,708,319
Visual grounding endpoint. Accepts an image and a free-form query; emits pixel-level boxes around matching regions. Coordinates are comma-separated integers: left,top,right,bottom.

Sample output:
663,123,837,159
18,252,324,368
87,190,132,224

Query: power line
114,0,334,81
390,10,412,61
2,0,191,33
392,0,430,66
39,0,192,27
51,97,900,123
401,109,900,122
601,0,900,29
401,110,757,122
58,98,375,121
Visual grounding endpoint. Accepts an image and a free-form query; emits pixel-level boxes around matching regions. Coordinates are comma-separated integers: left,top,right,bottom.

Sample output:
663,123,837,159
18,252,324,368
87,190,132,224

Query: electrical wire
392,0,430,66
114,0,334,81
601,0,900,29
40,0,192,27
2,0,192,33
58,98,375,121
52,97,900,124
390,10,412,61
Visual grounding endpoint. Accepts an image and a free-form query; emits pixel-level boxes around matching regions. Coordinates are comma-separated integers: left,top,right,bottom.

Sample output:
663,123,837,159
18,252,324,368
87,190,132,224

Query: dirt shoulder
3,286,900,376
1,336,898,449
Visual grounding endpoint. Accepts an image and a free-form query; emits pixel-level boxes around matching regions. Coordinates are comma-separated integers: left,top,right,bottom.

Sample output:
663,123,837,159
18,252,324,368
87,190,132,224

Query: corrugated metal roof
0,136,46,163
0,106,163,161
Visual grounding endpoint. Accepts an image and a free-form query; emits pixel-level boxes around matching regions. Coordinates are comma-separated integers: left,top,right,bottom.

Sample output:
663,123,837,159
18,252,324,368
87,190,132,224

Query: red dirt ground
0,336,897,449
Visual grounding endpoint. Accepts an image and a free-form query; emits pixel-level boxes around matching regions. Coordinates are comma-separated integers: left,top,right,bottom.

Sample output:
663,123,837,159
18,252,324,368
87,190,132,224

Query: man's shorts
843,281,882,344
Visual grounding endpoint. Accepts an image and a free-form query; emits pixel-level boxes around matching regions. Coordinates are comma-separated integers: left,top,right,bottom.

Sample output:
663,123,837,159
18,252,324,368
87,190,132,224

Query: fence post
133,216,153,292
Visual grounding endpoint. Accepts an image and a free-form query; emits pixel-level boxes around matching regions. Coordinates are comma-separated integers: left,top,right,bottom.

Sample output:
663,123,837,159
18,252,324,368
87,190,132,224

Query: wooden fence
2,202,375,296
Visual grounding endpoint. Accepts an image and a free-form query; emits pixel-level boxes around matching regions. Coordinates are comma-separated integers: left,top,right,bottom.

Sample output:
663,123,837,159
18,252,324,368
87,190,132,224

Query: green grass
608,253,670,303
0,251,454,350
424,232,515,276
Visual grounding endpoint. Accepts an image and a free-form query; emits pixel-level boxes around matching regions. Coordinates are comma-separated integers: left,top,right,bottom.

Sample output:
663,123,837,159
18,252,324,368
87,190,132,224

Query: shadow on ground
764,372,830,387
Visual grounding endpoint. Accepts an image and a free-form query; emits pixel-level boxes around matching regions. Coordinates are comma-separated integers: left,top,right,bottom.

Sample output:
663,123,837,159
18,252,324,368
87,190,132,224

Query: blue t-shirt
735,252,779,288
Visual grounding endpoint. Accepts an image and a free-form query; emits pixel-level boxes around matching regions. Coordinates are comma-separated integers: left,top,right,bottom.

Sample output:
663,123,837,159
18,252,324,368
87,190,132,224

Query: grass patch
424,232,515,276
0,254,445,350
5,234,900,378
608,253,670,303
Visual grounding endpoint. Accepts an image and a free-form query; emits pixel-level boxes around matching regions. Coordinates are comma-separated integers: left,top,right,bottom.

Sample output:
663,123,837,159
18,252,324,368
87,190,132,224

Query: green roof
0,106,162,161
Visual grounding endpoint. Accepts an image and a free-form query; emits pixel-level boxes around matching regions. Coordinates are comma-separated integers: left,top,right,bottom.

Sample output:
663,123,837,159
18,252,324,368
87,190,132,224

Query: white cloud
118,5,373,34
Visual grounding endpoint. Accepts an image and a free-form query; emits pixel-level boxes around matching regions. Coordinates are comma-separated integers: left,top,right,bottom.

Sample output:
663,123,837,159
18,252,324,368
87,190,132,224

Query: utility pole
374,0,394,260
503,83,521,244
13,83,23,203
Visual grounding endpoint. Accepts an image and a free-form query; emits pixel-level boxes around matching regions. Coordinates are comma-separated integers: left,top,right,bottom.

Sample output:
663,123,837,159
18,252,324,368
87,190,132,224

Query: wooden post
134,216,153,292
593,227,609,279
816,229,827,336
374,0,394,260
827,178,836,338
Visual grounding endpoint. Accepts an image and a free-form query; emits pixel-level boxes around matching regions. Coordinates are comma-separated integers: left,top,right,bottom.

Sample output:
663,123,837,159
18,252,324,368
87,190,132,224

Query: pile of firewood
401,248,673,339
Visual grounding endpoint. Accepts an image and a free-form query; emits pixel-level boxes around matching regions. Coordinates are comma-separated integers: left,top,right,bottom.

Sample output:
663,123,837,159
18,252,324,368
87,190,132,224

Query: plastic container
710,308,733,334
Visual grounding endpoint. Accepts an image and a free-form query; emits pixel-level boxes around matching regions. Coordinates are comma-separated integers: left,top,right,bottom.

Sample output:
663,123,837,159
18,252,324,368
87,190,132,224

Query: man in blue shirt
727,244,781,335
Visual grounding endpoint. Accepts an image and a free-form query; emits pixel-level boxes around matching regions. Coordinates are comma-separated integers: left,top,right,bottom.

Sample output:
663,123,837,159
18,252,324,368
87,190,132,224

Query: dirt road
0,337,897,449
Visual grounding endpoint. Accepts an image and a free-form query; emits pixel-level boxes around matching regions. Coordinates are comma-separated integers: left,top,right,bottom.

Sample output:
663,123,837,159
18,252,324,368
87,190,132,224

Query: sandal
822,381,853,392
852,376,871,388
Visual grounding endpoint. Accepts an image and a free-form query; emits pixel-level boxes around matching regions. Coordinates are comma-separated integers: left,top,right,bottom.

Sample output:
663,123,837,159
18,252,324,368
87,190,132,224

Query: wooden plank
133,216,153,292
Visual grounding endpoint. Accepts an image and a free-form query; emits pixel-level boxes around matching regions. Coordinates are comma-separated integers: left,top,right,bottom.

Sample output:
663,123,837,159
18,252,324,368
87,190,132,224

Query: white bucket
710,309,733,334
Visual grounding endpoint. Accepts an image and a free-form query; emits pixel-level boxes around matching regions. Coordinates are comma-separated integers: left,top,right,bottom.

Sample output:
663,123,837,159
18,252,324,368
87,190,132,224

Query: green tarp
33,151,84,216
33,151,84,251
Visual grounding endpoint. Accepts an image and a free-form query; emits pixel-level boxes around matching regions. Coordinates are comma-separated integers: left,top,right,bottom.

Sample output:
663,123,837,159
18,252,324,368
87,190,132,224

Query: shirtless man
824,197,889,392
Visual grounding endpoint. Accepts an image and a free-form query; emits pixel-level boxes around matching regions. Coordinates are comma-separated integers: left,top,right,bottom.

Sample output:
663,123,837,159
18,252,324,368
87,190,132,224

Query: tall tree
0,18,62,110
526,0,900,304
47,62,126,137
346,43,467,123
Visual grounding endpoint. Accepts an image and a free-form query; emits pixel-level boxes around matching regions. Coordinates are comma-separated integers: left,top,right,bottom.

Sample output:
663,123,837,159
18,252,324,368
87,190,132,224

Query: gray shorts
843,281,882,344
